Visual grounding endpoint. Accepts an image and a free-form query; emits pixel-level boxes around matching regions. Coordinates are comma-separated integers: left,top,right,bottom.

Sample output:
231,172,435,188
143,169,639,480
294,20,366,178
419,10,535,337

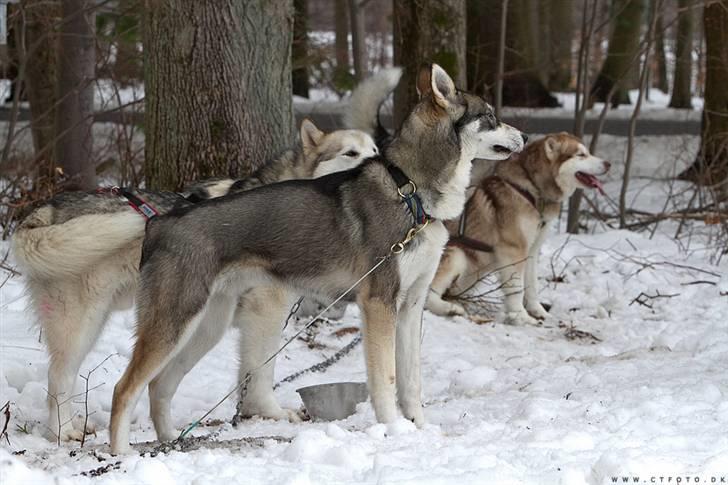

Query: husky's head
414,64,526,161
299,119,379,178
538,133,611,197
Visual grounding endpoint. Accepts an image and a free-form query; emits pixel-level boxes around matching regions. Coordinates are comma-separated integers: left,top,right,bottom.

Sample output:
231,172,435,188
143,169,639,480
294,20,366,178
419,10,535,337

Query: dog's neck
385,118,472,221
498,151,564,207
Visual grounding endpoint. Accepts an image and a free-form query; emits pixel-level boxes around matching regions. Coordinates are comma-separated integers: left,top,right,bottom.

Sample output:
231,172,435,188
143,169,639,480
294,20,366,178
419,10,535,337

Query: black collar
384,162,433,226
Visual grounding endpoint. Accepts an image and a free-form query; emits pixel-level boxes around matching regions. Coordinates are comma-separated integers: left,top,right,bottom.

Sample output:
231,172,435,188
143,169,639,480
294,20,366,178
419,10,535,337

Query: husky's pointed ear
300,118,324,151
429,64,456,109
544,136,561,161
416,64,434,98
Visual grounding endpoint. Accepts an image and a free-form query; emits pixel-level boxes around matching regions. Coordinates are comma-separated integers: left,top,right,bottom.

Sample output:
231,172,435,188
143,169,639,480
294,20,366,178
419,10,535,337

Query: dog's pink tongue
576,172,606,195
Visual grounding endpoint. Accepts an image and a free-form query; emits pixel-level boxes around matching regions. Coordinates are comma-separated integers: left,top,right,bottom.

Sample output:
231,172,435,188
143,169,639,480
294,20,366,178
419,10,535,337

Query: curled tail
12,206,146,279
345,67,402,141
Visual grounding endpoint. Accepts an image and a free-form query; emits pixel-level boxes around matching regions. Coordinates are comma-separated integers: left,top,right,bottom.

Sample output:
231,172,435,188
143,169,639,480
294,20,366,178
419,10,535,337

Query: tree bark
143,0,294,191
653,6,669,94
54,0,96,191
547,0,574,90
679,1,728,185
292,0,309,98
669,0,694,109
19,0,61,172
467,0,558,107
393,0,466,127
590,0,645,107
348,0,367,83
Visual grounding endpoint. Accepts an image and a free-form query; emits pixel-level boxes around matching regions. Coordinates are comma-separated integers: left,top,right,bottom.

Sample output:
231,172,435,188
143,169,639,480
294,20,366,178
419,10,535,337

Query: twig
78,354,116,447
1,401,10,446
629,290,680,309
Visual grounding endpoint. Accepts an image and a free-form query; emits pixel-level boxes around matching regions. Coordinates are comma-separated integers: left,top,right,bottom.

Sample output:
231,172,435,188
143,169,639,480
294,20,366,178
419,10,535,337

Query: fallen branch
629,290,680,309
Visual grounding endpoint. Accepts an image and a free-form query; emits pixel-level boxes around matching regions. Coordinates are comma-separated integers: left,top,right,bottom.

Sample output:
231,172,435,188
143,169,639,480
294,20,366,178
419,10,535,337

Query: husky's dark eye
344,150,360,157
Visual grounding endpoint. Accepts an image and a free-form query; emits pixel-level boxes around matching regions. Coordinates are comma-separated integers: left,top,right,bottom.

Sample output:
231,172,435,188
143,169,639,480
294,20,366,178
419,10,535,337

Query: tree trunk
348,0,367,83
679,1,728,185
20,0,60,172
393,0,466,127
669,0,694,109
547,0,574,90
292,0,309,98
333,0,352,90
143,0,294,191
590,0,645,107
467,0,558,107
54,0,96,191
653,5,669,94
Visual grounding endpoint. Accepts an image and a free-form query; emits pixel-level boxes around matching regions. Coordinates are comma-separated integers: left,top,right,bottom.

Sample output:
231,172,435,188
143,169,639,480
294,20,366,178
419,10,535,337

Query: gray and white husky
109,64,526,453
11,118,378,442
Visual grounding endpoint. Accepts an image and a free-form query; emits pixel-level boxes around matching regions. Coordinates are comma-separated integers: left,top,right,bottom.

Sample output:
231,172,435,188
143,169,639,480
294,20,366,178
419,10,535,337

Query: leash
97,186,159,220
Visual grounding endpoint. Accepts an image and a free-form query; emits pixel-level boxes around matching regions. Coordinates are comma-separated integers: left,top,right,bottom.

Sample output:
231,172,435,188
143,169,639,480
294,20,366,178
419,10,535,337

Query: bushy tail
12,207,146,279
344,67,402,136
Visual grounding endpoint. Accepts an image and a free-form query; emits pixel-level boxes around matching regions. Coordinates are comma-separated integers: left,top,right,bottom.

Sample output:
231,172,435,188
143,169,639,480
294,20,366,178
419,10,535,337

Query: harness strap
97,186,159,220
447,235,494,253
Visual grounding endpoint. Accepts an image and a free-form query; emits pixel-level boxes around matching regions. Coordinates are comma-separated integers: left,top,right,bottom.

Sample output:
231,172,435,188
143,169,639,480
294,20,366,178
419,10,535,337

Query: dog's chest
396,221,449,292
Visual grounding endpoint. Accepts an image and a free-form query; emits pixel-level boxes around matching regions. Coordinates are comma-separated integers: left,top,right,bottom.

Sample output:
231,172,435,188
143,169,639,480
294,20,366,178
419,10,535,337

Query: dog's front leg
524,226,550,320
396,277,433,427
497,248,538,325
359,295,398,424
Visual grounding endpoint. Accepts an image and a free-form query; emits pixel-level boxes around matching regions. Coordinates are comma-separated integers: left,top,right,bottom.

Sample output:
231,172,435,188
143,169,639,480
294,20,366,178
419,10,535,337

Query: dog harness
385,163,431,226
449,193,494,253
96,186,159,220
448,176,546,254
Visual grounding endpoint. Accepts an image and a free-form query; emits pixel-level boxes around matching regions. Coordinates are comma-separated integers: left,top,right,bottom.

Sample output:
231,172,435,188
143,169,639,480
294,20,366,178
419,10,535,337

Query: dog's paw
526,302,550,320
504,310,539,326
239,406,302,423
46,421,93,442
447,302,467,317
402,407,425,428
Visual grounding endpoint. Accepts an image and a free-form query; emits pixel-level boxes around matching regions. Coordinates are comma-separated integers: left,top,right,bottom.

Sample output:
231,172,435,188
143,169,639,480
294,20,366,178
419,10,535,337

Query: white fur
204,179,237,198
473,120,525,161
345,67,403,135
13,210,145,279
391,221,448,425
556,143,609,197
313,131,379,178
430,118,525,221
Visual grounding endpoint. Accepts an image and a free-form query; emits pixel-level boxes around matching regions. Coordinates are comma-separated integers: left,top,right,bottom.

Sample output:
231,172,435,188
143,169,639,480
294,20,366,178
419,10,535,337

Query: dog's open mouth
575,171,605,195
492,145,513,155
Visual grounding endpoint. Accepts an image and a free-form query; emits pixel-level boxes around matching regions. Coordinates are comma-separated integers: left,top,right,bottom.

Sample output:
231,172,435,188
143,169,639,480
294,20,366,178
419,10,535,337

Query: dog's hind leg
110,297,209,454
234,286,300,422
425,248,467,317
149,292,236,441
36,279,112,442
359,289,398,424
496,247,537,325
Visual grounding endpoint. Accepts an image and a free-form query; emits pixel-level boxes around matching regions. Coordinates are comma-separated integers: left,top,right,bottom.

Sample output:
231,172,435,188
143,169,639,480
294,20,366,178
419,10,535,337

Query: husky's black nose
521,133,529,144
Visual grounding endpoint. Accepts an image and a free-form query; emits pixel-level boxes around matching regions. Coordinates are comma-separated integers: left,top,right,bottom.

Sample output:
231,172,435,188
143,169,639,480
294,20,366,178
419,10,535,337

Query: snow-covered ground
1,135,727,484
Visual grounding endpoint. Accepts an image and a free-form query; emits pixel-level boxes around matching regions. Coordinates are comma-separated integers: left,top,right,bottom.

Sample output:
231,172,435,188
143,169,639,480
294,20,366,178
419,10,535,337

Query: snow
1,135,727,484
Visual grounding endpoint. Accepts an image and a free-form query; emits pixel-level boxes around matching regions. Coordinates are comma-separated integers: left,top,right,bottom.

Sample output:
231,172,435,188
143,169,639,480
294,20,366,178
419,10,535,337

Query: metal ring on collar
397,180,417,198
391,242,405,254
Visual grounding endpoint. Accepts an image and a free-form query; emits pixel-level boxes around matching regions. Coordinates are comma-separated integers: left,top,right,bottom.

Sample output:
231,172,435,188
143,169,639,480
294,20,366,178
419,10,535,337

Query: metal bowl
296,382,368,421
